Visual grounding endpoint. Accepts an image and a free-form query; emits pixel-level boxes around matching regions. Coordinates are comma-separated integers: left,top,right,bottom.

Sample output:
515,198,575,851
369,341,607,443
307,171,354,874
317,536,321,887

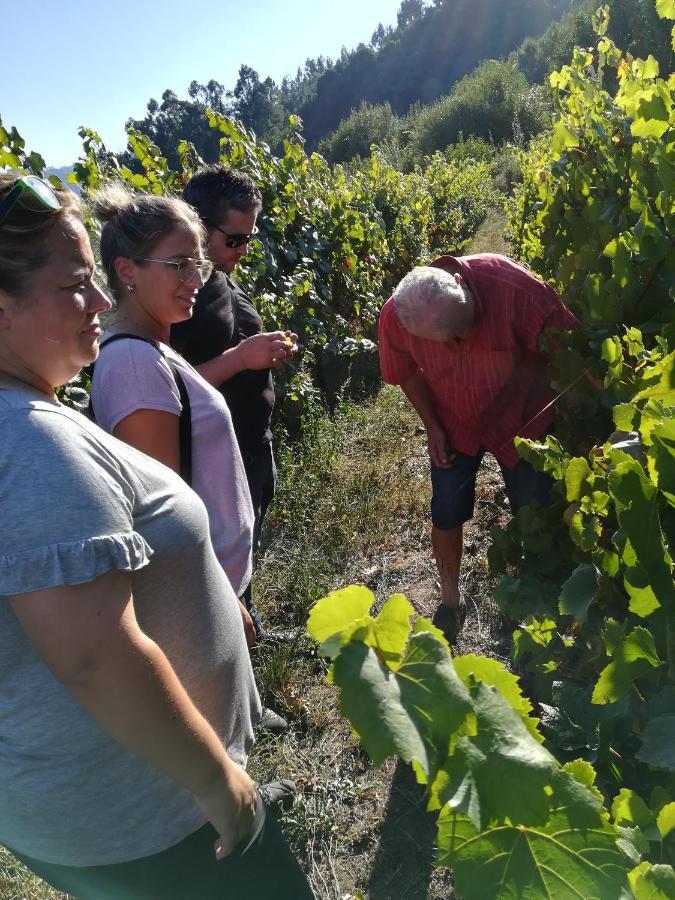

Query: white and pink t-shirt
91,335,254,597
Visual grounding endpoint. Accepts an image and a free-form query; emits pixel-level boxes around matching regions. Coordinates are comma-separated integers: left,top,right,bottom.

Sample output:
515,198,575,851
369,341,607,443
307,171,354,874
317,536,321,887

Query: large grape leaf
629,862,675,900
636,715,675,771
370,593,415,667
453,654,543,742
307,585,376,656
331,633,473,776
592,626,662,704
649,420,675,508
430,682,576,830
559,563,599,622
609,460,675,611
438,808,630,900
307,588,416,666
657,803,675,840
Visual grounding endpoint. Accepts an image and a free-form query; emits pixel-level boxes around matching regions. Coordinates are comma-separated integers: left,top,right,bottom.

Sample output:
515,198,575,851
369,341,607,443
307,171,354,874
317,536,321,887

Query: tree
121,82,229,170
370,23,387,48
397,0,426,28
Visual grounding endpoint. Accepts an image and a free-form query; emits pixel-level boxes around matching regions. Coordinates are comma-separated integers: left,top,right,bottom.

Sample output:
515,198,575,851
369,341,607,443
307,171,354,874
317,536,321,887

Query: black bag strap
90,333,193,486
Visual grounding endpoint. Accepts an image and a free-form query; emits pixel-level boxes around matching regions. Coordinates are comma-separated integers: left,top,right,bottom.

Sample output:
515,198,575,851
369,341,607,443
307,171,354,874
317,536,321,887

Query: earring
126,284,136,294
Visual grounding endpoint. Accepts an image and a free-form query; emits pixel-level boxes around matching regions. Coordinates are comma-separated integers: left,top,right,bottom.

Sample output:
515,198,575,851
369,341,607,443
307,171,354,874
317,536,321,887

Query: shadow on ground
366,761,454,900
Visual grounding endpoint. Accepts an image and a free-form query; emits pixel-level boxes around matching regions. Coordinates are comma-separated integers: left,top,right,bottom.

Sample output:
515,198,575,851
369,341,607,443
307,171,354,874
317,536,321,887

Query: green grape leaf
629,862,675,900
371,593,415,667
614,403,638,432
611,788,653,829
438,808,630,900
331,633,473,775
617,826,651,865
656,0,675,21
657,803,675,840
307,585,375,655
609,461,675,611
634,353,675,405
566,457,592,502
631,114,670,140
552,122,580,155
559,564,599,622
637,716,675,771
592,627,661,704
603,618,625,656
431,682,564,829
649,420,675,507
453,654,542,742
563,759,606,808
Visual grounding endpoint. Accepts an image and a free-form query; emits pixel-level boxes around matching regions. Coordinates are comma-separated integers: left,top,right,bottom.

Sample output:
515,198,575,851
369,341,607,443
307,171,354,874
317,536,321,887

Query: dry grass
465,208,509,257
246,387,511,900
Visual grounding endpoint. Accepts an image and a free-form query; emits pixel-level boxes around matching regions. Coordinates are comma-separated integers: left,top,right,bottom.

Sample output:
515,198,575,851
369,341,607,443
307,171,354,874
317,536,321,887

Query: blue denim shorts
430,448,554,530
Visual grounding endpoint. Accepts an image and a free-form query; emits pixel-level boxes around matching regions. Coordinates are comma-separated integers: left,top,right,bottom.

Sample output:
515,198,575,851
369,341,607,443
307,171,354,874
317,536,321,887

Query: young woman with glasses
0,174,313,897
90,185,259,646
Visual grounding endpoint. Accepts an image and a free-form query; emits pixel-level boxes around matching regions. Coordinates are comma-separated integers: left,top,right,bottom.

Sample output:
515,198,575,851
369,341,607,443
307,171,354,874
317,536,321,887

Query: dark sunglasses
206,220,259,249
0,175,62,226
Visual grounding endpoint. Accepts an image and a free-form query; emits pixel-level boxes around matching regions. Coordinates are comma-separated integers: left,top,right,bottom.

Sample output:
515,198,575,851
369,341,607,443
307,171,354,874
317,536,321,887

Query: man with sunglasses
171,166,297,658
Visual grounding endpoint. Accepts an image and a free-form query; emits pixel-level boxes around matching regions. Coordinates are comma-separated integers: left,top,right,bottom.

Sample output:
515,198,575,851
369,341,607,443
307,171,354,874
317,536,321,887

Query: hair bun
92,183,135,224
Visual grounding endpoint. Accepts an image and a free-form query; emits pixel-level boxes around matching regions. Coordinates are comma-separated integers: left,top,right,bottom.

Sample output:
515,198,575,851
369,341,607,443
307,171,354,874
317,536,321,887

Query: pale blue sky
1,0,402,167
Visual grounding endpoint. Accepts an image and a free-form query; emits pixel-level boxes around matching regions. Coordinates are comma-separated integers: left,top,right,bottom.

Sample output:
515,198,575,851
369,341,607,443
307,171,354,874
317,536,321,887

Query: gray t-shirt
91,336,254,597
0,387,261,866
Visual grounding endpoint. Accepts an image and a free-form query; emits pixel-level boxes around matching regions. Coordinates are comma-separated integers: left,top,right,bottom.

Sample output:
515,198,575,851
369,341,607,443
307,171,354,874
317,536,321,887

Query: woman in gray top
0,175,312,898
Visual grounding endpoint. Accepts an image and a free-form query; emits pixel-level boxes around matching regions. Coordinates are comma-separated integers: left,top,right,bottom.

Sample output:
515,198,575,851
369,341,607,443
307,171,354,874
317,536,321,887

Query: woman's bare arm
113,408,181,473
10,570,256,857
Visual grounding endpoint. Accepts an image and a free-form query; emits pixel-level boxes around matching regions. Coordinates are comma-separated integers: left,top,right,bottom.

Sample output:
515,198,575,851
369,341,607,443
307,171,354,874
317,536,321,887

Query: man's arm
11,570,256,859
194,331,297,388
400,371,455,468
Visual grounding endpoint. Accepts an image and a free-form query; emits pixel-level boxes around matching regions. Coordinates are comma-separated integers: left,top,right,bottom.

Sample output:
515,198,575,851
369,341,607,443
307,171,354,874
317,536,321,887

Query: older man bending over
378,254,579,642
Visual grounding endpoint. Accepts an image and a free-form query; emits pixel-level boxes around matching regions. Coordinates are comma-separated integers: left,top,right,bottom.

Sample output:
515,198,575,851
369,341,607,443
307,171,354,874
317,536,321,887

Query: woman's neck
108,302,170,344
0,364,56,400
0,345,57,399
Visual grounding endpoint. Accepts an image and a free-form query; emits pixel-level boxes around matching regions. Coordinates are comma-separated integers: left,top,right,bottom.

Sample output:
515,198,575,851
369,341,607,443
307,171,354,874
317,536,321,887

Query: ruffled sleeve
0,532,152,596
0,402,154,598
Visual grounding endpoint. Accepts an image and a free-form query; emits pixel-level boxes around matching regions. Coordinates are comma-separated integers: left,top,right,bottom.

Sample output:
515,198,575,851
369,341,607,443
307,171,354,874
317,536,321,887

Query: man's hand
427,421,455,468
237,331,298,370
237,599,257,648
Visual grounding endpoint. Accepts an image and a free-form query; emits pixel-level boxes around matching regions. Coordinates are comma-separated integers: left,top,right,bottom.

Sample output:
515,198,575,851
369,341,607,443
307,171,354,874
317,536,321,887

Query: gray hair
393,266,474,340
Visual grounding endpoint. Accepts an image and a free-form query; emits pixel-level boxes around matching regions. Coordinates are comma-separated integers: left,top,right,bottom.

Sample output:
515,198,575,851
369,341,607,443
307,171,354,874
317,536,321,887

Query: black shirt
171,272,274,456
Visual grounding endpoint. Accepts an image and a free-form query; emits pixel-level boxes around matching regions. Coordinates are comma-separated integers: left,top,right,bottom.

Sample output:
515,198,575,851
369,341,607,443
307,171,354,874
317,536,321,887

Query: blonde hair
93,184,205,301
0,174,81,299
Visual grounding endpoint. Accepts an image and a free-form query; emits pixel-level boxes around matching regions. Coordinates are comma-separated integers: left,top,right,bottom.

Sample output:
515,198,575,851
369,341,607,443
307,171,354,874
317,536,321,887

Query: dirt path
248,388,515,900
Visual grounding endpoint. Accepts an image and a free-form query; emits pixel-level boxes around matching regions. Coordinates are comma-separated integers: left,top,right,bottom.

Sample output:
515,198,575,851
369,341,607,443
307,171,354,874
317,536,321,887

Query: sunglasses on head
0,175,62,226
207,220,259,249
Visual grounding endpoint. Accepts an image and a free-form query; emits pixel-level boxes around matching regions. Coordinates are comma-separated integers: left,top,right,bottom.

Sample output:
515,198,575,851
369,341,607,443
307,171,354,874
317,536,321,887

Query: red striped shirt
378,254,579,467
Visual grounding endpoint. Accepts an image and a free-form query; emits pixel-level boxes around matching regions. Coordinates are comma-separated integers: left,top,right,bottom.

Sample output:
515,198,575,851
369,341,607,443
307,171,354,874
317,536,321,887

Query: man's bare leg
432,525,463,608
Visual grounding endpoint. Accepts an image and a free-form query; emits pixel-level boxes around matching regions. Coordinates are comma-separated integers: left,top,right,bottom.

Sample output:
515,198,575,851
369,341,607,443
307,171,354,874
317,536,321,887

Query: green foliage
495,5,675,890
405,60,552,159
318,102,400,164
0,109,497,425
295,0,570,147
307,587,641,899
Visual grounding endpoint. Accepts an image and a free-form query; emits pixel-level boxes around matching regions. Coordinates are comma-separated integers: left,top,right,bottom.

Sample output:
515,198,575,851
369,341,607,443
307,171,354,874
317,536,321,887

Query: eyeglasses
206,221,259,249
133,257,214,283
0,175,62,226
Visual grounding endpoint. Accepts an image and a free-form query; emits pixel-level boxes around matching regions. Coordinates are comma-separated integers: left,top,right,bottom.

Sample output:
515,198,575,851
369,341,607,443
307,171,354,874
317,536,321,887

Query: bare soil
249,404,513,900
